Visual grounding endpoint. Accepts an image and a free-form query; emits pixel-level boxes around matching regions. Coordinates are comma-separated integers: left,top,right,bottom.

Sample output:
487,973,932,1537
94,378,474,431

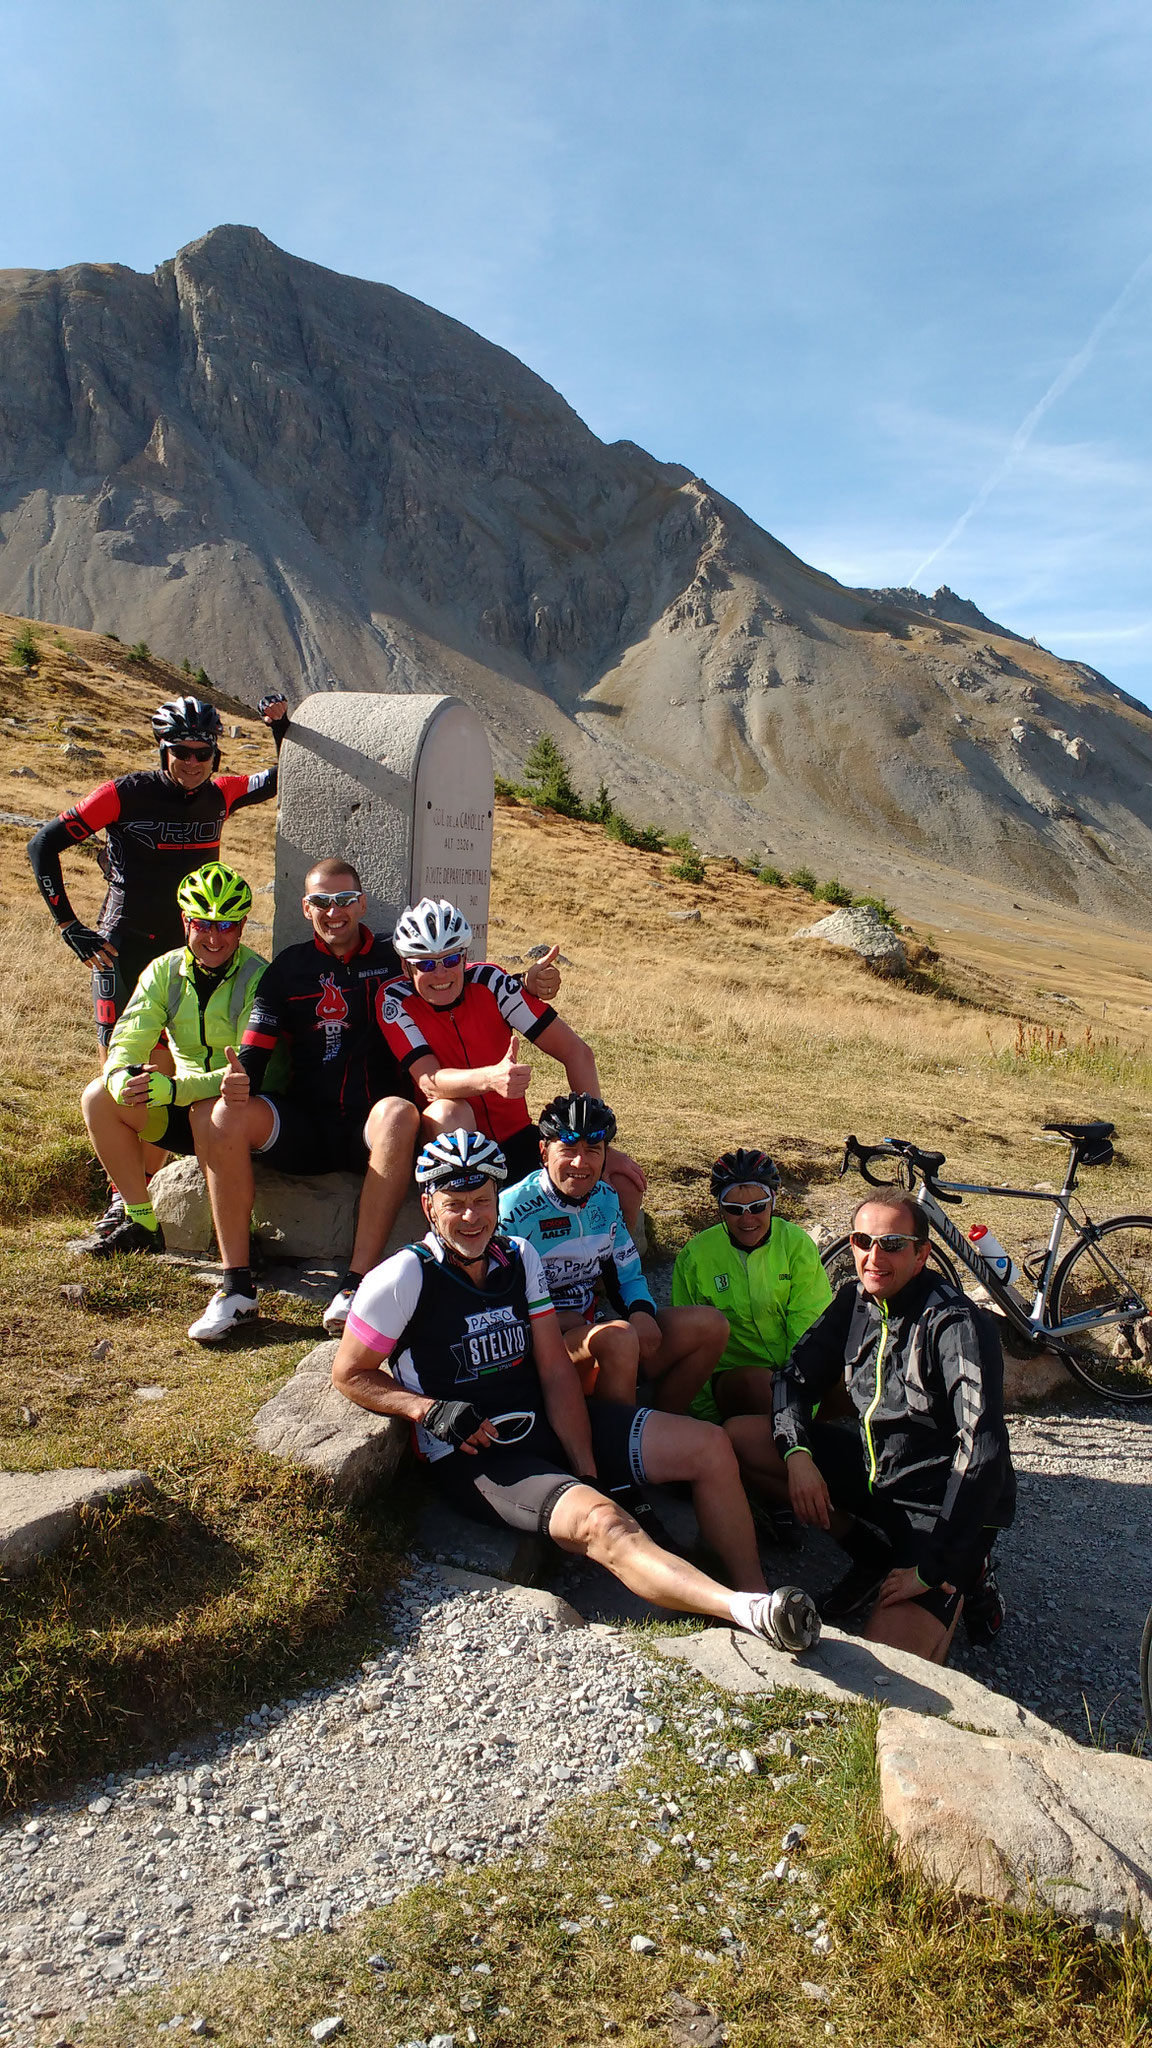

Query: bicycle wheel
820,1234,964,1295
1141,1602,1152,1733
1049,1215,1152,1403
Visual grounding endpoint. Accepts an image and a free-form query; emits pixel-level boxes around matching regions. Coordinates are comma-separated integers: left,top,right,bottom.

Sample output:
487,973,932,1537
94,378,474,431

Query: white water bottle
967,1223,1022,1291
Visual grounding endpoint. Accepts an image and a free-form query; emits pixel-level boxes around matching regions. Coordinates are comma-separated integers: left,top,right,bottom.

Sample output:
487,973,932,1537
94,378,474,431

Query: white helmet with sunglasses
393,897,473,962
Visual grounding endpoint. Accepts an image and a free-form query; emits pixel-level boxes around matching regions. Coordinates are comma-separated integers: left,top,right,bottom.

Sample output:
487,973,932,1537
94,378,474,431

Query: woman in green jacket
75,864,270,1257
672,1149,832,1424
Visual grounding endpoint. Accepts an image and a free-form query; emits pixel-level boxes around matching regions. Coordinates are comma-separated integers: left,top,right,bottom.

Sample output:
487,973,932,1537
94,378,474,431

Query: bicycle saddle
1043,1120,1115,1143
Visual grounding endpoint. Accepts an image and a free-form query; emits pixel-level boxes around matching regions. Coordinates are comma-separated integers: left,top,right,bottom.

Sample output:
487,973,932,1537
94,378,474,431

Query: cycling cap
416,1129,508,1191
152,696,223,749
710,1148,781,1200
176,862,253,922
393,898,474,960
539,1092,618,1145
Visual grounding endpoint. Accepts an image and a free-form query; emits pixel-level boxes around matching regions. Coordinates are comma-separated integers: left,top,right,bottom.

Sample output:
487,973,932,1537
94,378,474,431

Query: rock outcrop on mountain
2,223,1150,915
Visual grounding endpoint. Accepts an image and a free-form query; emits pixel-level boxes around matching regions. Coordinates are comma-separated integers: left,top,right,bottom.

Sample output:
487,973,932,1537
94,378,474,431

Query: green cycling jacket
671,1217,834,1422
103,943,271,1106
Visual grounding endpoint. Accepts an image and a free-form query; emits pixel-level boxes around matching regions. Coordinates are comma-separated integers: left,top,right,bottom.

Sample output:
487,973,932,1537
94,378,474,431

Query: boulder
653,1624,1064,1743
250,1339,408,1503
1,1467,154,1577
418,1495,558,1587
794,906,906,976
876,1707,1152,1938
151,1155,214,1252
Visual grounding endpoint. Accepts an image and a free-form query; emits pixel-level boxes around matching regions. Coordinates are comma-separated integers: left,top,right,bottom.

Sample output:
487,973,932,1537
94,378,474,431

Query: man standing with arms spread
27,689,287,1235
762,1192,1015,1664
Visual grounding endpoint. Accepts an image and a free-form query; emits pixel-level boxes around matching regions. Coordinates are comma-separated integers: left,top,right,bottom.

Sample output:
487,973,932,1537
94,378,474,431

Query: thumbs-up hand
220,1045,250,1104
524,944,561,1002
490,1034,531,1100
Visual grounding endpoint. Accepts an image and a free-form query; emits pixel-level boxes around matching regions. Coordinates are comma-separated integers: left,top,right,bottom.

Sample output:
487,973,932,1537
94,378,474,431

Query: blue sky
6,0,1152,696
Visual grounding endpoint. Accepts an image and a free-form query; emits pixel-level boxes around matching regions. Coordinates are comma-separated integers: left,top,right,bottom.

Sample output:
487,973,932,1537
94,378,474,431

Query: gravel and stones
0,1567,661,2041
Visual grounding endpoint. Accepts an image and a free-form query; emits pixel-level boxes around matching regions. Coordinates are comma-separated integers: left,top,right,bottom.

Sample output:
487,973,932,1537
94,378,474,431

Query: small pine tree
194,666,211,690
522,734,586,817
127,641,151,664
758,865,785,886
854,893,898,928
815,878,854,906
671,839,706,883
788,866,817,894
182,657,192,674
10,624,39,670
589,779,614,825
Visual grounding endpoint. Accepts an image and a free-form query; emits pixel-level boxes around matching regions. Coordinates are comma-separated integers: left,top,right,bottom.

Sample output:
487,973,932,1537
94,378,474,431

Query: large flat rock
251,1339,409,1503
418,1495,559,1587
653,1623,1065,1744
0,1467,154,1577
877,1706,1152,1937
151,1156,424,1263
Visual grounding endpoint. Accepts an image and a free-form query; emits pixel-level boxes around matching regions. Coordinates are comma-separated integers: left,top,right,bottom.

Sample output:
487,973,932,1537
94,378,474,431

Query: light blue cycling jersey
499,1169,657,1321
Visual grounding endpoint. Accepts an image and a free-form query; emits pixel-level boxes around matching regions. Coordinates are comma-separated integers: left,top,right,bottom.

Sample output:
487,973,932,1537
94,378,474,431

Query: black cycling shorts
808,1421,995,1629
255,1096,372,1177
498,1123,542,1186
427,1400,651,1537
91,937,163,1049
149,1102,195,1155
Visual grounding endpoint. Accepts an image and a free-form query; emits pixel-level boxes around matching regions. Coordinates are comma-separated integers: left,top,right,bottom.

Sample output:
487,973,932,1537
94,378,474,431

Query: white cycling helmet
393,897,474,961
415,1129,508,1190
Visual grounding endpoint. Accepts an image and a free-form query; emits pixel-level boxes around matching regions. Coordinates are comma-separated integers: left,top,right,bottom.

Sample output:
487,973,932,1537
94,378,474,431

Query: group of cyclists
29,694,1016,1668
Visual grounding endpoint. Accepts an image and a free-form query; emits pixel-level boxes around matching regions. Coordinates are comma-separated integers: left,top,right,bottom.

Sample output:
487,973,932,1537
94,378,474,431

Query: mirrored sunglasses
849,1231,921,1253
305,890,362,909
720,1196,774,1217
487,1410,536,1444
187,916,242,933
412,952,465,972
551,1128,612,1146
169,744,215,762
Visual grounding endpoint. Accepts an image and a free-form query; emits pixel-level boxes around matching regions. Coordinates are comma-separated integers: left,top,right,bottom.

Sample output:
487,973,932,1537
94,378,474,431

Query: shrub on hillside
758,865,785,886
854,893,898,927
522,734,586,817
670,837,706,883
127,641,151,664
604,811,666,852
10,624,39,670
815,878,854,906
788,866,817,893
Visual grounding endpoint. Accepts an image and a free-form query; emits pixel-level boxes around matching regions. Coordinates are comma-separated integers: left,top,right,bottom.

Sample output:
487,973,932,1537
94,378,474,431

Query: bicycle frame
883,1150,1150,1345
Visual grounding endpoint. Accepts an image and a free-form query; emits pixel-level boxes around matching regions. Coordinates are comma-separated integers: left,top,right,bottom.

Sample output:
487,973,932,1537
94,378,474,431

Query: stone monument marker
273,694,494,956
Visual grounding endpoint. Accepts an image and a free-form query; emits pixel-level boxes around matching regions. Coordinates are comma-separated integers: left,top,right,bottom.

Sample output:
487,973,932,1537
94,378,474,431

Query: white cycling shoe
321,1286,356,1335
188,1288,259,1344
742,1586,821,1655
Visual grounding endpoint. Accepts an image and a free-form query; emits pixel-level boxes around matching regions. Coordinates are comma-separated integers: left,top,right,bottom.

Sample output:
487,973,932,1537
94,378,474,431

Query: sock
223,1266,255,1300
124,1199,160,1234
727,1591,763,1634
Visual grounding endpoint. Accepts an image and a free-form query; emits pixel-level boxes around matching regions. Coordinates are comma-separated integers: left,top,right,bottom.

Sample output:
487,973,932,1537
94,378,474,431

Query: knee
366,1095,420,1149
690,1419,742,1483
422,1099,474,1136
572,1492,635,1559
81,1076,109,1122
592,1320,640,1368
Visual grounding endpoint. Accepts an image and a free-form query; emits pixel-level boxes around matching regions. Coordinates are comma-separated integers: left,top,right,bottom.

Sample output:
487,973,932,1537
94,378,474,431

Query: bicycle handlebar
840,1134,962,1204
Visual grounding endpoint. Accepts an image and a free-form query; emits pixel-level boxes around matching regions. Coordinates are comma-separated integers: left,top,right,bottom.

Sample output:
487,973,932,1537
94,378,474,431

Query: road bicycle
821,1121,1152,1405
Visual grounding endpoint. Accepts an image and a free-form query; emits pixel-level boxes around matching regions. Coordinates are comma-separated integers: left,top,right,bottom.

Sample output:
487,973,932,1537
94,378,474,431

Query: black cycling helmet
152,696,223,769
710,1148,781,1200
538,1092,618,1145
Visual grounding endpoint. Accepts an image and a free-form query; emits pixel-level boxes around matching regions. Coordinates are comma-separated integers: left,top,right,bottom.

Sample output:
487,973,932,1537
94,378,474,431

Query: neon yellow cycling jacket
103,943,271,1106
672,1218,833,1422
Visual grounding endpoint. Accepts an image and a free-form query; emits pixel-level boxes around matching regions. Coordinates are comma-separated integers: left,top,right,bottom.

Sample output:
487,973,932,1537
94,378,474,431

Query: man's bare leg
81,1080,153,1206
865,1596,960,1665
713,1367,776,1418
647,1306,729,1414
557,1312,640,1404
548,1484,767,1614
201,1097,276,1269
640,1411,767,1590
349,1096,422,1275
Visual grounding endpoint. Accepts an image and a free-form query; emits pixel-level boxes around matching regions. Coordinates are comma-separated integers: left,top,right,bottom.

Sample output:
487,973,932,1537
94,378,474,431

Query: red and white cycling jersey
376,963,556,1143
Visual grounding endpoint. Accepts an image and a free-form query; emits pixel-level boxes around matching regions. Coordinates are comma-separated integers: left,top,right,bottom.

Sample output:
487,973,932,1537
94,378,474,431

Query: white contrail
908,248,1152,589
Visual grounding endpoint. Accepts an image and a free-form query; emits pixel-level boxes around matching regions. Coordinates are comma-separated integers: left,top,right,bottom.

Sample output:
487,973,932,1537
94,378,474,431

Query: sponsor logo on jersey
538,1215,572,1239
121,817,222,851
381,994,405,1024
451,1303,529,1379
714,1273,730,1291
315,974,350,1061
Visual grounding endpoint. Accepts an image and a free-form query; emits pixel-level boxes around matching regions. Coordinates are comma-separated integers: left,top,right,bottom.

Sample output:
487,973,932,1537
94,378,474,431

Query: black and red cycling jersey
27,764,278,958
238,926,412,1125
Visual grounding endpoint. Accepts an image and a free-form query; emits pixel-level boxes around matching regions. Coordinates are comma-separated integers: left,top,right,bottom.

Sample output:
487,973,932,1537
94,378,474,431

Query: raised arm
531,1016,600,1094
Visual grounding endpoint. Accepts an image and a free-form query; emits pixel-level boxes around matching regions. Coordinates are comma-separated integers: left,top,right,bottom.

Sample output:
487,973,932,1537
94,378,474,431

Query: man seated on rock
377,897,646,1230
330,1129,821,1654
73,863,268,1258
500,1093,727,1414
742,1191,1016,1665
195,863,562,1345
672,1148,833,1432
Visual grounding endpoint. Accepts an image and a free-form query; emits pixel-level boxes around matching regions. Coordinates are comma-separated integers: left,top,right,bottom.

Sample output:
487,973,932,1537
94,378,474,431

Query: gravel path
0,1570,661,2044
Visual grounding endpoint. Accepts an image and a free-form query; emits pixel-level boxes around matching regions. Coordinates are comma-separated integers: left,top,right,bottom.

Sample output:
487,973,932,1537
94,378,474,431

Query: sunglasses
720,1197,774,1217
305,890,362,909
411,952,465,972
169,744,215,763
487,1410,536,1444
187,916,242,933
849,1231,922,1253
551,1130,612,1147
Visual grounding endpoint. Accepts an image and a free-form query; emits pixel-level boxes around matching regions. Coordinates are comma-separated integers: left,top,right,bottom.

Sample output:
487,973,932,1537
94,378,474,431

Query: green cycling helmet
176,862,253,922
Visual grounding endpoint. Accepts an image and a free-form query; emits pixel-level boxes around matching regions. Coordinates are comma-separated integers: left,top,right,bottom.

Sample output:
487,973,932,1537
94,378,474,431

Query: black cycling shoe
76,1218,166,1259
92,1191,126,1238
817,1560,888,1624
963,1565,1006,1646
